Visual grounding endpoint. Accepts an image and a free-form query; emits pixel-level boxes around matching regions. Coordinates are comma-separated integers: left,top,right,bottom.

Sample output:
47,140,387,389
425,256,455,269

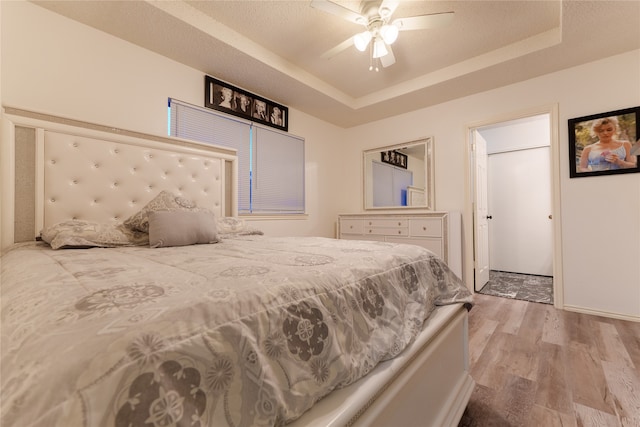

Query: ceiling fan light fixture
312,1,456,71
380,24,398,45
372,38,388,58
354,31,372,51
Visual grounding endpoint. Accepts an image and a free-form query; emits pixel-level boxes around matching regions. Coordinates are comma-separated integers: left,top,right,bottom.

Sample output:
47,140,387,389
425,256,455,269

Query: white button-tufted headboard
44,131,227,227
1,108,238,249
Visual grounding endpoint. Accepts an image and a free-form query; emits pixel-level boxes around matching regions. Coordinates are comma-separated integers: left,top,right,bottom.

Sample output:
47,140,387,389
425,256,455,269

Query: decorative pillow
216,216,263,238
40,220,149,250
124,191,202,233
148,210,219,248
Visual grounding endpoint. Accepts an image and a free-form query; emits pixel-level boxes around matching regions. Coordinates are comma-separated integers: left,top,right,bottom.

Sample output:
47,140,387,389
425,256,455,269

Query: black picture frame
568,106,639,178
380,150,408,169
205,75,288,132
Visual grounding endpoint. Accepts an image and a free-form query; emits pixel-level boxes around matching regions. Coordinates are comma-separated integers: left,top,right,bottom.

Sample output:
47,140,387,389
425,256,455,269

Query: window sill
239,213,308,221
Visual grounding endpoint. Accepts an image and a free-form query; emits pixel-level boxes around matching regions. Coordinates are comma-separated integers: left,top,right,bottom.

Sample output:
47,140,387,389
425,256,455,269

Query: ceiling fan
310,0,454,71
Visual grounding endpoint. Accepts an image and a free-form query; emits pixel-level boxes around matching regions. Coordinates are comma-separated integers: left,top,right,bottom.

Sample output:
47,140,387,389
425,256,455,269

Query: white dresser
337,212,462,278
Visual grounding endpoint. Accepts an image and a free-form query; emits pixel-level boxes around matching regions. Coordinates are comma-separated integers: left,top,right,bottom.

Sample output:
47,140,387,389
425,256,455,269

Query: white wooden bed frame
0,108,474,426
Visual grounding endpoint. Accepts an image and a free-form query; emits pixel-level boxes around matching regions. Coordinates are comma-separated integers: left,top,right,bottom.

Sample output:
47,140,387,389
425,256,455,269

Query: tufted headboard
1,108,238,250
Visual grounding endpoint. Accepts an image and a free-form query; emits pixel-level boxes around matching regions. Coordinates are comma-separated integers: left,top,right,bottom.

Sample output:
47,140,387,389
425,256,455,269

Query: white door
473,132,490,291
488,146,553,276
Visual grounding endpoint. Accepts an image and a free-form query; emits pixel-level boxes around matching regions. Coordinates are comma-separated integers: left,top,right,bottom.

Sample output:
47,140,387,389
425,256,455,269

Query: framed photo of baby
204,75,289,132
568,106,640,178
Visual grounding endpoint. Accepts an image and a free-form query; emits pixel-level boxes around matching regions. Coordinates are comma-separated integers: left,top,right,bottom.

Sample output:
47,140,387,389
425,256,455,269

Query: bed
0,108,474,427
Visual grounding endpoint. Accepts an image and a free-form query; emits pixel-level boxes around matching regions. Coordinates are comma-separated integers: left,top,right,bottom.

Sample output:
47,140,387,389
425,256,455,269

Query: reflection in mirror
363,138,434,210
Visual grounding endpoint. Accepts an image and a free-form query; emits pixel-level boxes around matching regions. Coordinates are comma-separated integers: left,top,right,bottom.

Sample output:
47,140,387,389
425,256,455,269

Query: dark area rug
478,270,553,304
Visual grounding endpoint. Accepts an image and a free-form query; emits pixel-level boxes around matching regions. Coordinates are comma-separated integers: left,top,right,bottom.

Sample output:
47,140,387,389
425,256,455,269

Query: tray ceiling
33,1,640,127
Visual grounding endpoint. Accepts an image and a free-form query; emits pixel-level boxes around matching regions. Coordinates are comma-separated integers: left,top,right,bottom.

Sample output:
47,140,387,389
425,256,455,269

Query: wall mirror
363,137,435,210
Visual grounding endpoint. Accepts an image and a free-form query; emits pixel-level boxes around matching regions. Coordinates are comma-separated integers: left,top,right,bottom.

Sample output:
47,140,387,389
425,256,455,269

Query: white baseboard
563,304,639,323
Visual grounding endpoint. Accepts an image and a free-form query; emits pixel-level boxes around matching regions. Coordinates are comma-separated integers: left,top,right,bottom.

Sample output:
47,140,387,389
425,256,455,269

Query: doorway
469,107,562,306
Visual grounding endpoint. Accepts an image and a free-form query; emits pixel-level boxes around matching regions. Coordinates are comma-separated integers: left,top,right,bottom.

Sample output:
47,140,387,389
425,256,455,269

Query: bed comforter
1,236,472,427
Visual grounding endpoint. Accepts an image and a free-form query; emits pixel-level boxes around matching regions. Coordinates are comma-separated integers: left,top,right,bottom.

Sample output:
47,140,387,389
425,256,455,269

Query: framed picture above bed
204,75,289,132
568,106,639,178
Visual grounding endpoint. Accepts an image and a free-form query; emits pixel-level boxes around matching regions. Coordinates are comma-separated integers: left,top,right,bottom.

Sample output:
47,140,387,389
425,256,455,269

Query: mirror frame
363,137,435,210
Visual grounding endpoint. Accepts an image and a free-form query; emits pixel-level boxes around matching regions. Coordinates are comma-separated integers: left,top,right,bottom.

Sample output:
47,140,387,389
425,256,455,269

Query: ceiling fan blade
310,0,366,25
392,11,454,31
379,0,399,18
320,37,355,60
380,44,396,68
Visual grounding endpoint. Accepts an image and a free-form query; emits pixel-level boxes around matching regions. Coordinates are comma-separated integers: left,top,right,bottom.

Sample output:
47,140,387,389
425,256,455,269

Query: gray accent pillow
148,210,219,248
124,190,202,233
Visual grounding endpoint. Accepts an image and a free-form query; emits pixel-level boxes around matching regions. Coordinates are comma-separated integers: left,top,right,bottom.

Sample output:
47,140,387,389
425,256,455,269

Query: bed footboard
290,303,474,427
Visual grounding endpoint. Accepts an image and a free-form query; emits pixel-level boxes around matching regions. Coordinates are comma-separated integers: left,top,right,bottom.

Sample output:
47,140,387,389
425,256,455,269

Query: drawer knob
350,225,353,229
369,222,372,225
368,229,372,233
423,226,427,231
398,230,401,234
398,222,401,226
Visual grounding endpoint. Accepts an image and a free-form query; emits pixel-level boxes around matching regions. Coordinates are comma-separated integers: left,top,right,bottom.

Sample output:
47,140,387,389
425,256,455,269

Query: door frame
463,104,564,309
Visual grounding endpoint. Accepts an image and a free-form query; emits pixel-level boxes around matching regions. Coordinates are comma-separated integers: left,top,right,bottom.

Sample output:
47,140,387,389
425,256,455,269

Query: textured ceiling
33,0,640,128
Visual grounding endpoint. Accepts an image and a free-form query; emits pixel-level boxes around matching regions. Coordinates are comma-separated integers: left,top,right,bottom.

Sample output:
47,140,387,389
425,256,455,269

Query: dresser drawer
340,219,364,235
365,226,409,237
409,218,443,237
363,218,408,228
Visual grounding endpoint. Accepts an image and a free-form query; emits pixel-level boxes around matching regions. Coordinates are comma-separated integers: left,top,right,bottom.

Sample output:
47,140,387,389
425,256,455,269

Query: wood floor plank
597,322,635,367
468,317,499,366
503,335,540,382
526,404,577,427
517,300,545,345
498,297,529,335
469,291,505,323
495,374,537,426
534,342,573,414
574,403,620,427
541,303,566,346
458,384,509,427
566,341,616,415
563,309,597,347
476,331,539,385
601,360,640,426
461,294,638,427
471,330,510,388
611,318,640,370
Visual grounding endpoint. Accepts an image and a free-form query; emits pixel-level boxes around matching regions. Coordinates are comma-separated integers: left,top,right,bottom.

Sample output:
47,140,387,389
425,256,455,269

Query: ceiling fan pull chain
368,41,380,72
369,42,374,71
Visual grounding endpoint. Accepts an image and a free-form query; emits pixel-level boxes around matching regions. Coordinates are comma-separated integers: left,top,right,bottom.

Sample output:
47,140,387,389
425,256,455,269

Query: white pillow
124,190,203,233
40,220,149,249
216,216,263,238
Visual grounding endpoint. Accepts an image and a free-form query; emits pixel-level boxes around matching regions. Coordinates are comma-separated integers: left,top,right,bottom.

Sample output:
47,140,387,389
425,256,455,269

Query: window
169,99,305,214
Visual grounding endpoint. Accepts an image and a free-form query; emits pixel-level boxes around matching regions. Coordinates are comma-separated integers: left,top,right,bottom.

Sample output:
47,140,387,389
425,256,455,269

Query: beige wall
2,2,639,319
0,1,347,239
342,51,640,320
0,1,3,250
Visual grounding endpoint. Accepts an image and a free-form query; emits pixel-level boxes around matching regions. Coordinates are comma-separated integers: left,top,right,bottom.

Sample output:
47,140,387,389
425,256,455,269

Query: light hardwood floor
458,293,640,427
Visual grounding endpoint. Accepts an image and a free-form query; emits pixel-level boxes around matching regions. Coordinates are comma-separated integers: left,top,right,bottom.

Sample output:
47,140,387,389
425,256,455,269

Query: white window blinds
253,127,305,213
169,99,304,214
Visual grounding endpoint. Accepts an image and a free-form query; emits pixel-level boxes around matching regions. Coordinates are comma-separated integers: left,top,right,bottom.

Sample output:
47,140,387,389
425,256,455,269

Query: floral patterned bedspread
1,236,472,427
